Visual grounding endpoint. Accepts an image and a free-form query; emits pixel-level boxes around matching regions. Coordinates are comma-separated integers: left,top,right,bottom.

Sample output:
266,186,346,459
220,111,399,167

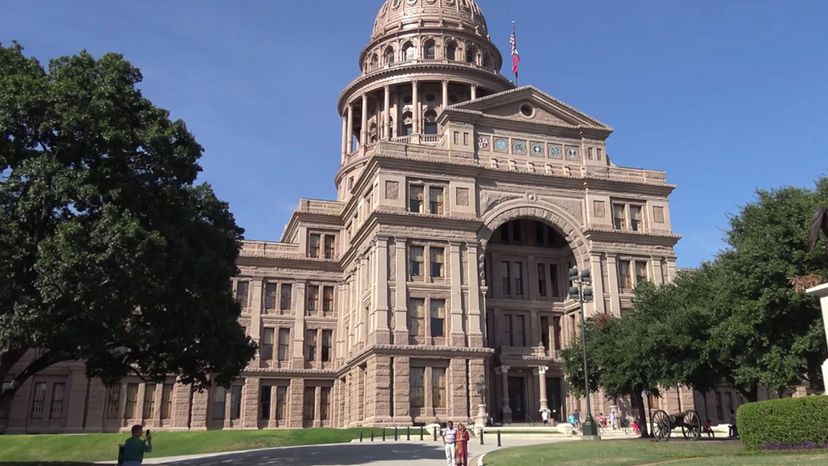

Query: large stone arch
478,198,590,274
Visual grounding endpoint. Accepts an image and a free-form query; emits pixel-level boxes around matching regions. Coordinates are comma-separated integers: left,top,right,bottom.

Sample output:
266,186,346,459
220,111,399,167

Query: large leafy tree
0,43,256,411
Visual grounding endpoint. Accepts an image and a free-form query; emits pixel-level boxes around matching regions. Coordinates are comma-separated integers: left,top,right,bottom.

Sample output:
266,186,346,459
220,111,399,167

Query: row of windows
29,382,64,421
410,366,447,409
494,220,566,248
612,203,644,232
408,297,446,339
408,244,445,280
500,313,564,350
260,327,333,364
618,259,649,291
408,183,445,215
235,281,336,316
103,382,175,421
308,232,336,259
366,39,492,71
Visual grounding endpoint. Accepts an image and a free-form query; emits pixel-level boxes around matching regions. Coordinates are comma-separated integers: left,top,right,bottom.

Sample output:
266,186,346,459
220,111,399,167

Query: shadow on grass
0,463,97,466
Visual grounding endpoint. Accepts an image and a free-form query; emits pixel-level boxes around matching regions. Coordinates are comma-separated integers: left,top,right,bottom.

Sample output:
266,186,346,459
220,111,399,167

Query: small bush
737,395,828,450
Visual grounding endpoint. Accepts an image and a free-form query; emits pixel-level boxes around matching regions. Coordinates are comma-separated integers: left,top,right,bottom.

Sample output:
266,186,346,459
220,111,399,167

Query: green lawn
0,427,387,464
483,439,828,466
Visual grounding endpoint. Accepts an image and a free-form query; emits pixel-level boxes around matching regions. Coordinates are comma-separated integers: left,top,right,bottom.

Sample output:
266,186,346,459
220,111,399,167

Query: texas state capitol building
6,0,715,434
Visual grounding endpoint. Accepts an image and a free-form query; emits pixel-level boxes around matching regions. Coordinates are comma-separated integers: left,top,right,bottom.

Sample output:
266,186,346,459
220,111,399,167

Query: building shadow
0,463,97,466
166,443,449,466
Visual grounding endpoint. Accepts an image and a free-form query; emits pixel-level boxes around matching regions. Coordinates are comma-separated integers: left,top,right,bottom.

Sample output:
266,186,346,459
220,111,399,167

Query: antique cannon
650,409,702,441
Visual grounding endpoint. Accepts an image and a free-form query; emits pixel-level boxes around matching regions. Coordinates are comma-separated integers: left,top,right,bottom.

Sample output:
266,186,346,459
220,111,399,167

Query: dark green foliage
737,396,828,450
0,42,256,408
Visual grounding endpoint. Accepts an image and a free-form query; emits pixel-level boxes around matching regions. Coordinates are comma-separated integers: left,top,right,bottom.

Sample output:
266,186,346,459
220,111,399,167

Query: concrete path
128,437,574,466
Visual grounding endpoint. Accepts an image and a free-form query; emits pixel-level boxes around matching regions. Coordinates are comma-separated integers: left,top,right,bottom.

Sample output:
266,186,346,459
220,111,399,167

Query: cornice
584,228,682,247
338,344,495,376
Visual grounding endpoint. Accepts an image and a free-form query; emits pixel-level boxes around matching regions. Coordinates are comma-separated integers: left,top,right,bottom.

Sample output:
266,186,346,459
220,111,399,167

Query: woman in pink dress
455,423,471,466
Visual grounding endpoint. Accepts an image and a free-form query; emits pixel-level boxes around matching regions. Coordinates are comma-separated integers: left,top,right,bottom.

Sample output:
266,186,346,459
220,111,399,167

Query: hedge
737,395,828,450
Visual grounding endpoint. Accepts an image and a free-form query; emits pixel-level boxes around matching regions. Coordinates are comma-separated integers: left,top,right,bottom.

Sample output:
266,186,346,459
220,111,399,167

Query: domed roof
372,0,489,39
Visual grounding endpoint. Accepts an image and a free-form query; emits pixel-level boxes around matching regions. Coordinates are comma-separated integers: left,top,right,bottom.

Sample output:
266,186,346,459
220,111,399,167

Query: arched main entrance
479,202,589,424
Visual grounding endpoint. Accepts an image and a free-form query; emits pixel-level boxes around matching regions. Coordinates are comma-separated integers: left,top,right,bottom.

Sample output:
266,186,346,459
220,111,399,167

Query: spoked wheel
651,410,672,442
681,410,702,441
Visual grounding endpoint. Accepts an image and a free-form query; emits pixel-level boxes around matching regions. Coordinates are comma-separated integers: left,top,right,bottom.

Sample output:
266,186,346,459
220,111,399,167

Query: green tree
0,43,256,411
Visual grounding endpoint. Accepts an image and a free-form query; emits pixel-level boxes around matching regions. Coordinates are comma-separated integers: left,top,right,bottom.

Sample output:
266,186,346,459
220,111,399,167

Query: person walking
455,423,471,466
609,409,617,430
442,420,457,466
121,425,152,466
540,407,550,426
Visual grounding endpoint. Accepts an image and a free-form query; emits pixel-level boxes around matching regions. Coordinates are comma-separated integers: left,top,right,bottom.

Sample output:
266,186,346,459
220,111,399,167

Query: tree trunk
0,350,71,418
632,391,649,438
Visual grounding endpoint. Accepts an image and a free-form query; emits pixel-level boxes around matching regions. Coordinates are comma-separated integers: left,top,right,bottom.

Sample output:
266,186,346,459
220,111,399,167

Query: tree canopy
0,42,256,409
562,177,828,429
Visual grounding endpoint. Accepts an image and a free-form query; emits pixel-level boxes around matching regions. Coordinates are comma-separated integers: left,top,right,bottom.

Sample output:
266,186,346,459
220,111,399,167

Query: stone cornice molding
339,344,495,375
584,228,681,247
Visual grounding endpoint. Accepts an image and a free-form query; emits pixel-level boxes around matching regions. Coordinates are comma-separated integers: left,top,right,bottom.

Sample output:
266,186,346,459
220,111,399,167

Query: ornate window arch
424,39,436,60
445,40,457,61
423,109,438,135
384,46,396,65
402,111,413,136
465,44,478,65
402,41,416,61
369,53,379,70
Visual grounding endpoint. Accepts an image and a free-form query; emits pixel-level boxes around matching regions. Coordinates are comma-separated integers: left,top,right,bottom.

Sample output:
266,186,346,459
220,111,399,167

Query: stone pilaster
449,242,465,346
466,243,484,347
449,358,468,419
365,355,393,425
240,377,260,429
393,239,409,343
393,356,411,423
83,378,106,433
190,388,209,430
372,238,391,344
652,257,665,286
170,383,192,431
292,283,307,368
63,366,89,433
537,367,549,412
589,253,605,314
605,254,621,316
288,378,304,428
497,365,511,423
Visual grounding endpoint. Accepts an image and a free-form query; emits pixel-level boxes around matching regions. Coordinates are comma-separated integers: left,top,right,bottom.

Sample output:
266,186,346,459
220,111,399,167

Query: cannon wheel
681,409,702,441
651,410,672,442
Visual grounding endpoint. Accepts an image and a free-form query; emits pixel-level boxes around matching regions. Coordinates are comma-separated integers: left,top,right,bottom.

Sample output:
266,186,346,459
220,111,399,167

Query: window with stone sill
263,282,277,312
49,383,64,420
275,386,287,421
424,40,436,59
321,329,333,362
277,328,290,361
612,202,645,233
306,285,319,314
142,383,156,419
635,261,649,285
409,245,424,279
234,280,250,308
261,328,274,361
30,381,47,420
305,329,317,362
430,299,446,338
320,386,331,421
408,298,425,338
212,385,226,421
410,367,425,408
280,283,292,312
229,385,242,421
308,234,321,258
502,313,527,347
384,46,395,65
432,367,447,408
429,247,445,278
260,386,272,421
618,260,633,290
104,384,120,420
303,387,315,423
445,42,457,61
124,383,139,419
160,383,174,420
322,286,334,315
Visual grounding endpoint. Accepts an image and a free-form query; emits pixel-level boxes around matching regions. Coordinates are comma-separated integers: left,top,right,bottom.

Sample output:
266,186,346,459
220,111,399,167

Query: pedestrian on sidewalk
120,425,152,466
455,423,471,466
442,420,457,466
540,407,550,426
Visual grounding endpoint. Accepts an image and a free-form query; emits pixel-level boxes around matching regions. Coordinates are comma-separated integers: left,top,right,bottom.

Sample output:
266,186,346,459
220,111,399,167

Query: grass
483,439,828,466
0,427,388,464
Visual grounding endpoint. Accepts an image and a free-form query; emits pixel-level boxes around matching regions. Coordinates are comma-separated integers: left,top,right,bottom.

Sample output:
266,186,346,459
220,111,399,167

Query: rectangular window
535,221,546,245
125,383,139,419
230,385,242,420
213,385,227,421
630,206,643,232
409,185,424,213
264,283,277,311
430,299,446,338
515,315,526,346
410,367,425,408
306,330,317,362
278,328,291,361
511,221,522,243
409,246,424,278
635,261,648,285
503,314,514,346
540,316,550,350
322,286,334,314
430,247,445,278
260,385,272,420
142,383,156,419
553,317,562,351
49,383,65,419
235,281,250,307
105,385,121,419
537,263,547,297
280,284,292,311
619,260,632,290
307,285,319,314
501,261,511,295
612,204,626,230
550,264,560,298
309,233,321,258
303,387,316,422
321,330,333,362
514,262,524,296
432,367,446,408
261,328,274,361
408,298,425,337
276,386,288,420
323,235,335,259
160,384,174,420
320,387,331,421
429,186,444,214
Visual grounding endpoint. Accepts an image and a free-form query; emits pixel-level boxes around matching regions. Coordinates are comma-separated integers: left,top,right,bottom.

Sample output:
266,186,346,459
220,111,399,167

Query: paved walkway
128,437,574,466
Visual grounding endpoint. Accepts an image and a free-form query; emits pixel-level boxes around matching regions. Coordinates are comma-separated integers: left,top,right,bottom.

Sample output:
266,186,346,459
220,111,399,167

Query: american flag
509,21,520,80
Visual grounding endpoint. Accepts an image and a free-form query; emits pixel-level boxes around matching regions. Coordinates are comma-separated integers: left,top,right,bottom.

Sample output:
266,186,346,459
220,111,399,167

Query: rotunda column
360,94,368,151
384,85,391,140
471,84,478,100
442,80,449,109
346,103,354,155
340,113,348,164
412,80,419,135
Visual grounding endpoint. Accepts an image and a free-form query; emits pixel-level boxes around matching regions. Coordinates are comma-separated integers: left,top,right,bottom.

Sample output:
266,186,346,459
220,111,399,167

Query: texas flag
509,22,520,78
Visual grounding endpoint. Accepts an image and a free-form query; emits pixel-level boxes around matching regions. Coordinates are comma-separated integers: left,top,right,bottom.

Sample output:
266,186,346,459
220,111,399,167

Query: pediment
445,86,613,134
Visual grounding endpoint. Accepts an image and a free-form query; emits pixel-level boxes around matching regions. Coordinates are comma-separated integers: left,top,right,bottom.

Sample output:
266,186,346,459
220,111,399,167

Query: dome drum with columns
7,1,736,436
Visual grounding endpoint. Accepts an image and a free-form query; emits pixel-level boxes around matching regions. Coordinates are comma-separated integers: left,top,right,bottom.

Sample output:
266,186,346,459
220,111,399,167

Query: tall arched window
369,123,378,143
482,53,492,69
403,42,416,61
402,111,413,136
423,110,438,135
385,46,395,65
445,42,457,61
424,40,436,60
369,54,378,70
465,46,477,64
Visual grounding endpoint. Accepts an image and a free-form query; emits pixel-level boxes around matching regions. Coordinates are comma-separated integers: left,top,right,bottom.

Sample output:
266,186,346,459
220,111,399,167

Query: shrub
737,396,828,450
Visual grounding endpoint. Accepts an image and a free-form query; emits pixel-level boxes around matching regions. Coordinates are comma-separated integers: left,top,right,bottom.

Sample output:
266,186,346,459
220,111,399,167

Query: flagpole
513,21,518,86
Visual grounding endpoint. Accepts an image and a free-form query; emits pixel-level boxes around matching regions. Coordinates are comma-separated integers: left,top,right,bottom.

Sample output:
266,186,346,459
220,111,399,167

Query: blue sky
3,0,826,268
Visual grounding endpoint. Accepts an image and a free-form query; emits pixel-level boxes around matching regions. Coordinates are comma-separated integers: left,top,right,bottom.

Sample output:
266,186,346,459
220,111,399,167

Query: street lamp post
569,266,598,437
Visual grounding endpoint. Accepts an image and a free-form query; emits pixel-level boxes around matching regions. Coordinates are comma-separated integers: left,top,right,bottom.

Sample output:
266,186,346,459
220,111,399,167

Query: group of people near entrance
441,421,473,466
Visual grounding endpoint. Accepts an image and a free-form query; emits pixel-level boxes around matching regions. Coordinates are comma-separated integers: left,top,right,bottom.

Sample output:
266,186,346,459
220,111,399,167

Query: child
703,419,714,438
121,424,152,466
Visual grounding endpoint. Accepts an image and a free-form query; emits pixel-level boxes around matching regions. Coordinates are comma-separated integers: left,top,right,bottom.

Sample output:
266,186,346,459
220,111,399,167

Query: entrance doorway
548,377,564,422
507,377,525,422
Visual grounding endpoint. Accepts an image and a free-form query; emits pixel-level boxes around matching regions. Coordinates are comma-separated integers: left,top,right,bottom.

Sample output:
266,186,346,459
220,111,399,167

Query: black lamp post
569,266,598,437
